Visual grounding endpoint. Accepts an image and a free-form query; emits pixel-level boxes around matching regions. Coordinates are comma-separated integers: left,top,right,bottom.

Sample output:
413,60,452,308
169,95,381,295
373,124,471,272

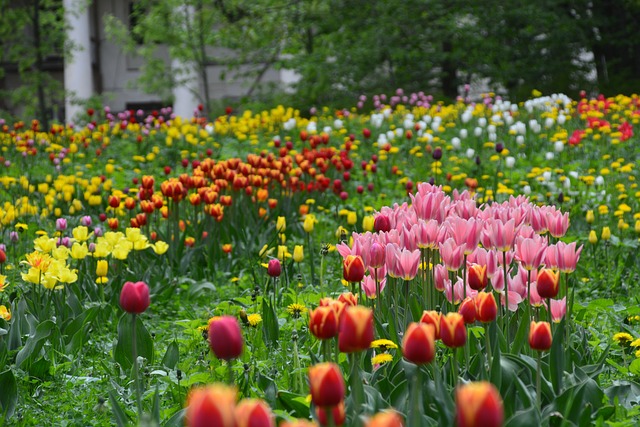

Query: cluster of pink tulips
338,182,582,337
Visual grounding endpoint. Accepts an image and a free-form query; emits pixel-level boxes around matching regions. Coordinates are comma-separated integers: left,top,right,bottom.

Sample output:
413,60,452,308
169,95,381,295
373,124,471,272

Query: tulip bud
529,321,552,351
186,384,236,427
108,195,120,208
601,226,611,241
293,245,304,263
337,292,358,307
0,249,6,264
235,398,275,427
536,268,560,299
56,218,67,231
440,312,466,348
309,306,339,340
474,292,497,323
276,216,286,233
267,259,282,277
369,242,385,269
338,306,374,353
402,322,436,365
308,363,345,407
374,215,391,233
365,411,404,427
419,310,441,340
585,210,595,224
588,230,598,245
343,255,365,283
316,401,346,426
467,264,487,291
208,316,243,360
456,381,504,427
458,298,477,324
303,215,316,233
119,281,150,314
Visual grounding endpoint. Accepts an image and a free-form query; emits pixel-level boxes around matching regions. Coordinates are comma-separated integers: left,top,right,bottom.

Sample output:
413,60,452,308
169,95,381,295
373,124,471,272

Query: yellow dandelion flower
613,332,633,345
371,339,398,351
372,353,393,365
247,313,262,327
287,303,307,318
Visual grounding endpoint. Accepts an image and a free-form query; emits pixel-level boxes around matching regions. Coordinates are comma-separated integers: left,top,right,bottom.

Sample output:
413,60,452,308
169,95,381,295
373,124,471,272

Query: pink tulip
556,241,583,273
440,238,464,271
369,241,386,269
545,244,560,270
434,263,448,292
530,206,548,234
446,217,482,255
514,235,547,270
546,210,570,238
361,275,387,298
528,282,545,307
486,218,519,252
550,297,567,322
501,289,523,312
388,246,420,281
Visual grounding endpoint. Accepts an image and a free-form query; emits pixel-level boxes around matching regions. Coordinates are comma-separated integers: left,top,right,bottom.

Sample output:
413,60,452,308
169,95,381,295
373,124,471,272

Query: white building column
63,0,93,122
171,59,200,119
171,5,201,119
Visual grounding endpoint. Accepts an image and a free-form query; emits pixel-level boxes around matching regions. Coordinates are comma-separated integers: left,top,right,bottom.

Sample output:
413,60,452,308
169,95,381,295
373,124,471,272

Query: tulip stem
536,351,542,411
409,366,422,427
503,250,510,352
307,233,316,286
131,313,143,421
349,353,364,421
326,407,336,427
485,323,492,375
452,348,459,386
228,359,235,385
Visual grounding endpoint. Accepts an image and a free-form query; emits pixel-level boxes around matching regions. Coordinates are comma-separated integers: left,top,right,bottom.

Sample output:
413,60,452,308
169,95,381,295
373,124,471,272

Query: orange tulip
529,321,552,351
338,306,374,353
440,312,466,348
458,297,477,324
235,398,275,427
467,264,488,290
536,268,560,299
419,310,441,340
474,292,497,323
308,363,345,407
402,323,436,365
456,381,503,427
185,384,236,427
309,306,339,340
366,411,404,427
343,255,365,283
337,291,358,307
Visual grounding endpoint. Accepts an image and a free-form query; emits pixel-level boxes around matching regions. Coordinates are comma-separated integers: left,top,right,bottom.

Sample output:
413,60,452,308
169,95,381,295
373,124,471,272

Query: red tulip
119,281,150,314
456,381,503,427
338,306,374,353
208,316,243,360
309,306,339,340
185,384,236,427
474,292,497,323
337,291,358,307
419,310,441,340
440,312,466,348
467,264,488,290
458,297,477,324
343,255,365,283
267,259,281,277
374,215,391,233
402,323,436,365
529,321,552,351
308,363,345,407
536,268,560,299
235,398,275,427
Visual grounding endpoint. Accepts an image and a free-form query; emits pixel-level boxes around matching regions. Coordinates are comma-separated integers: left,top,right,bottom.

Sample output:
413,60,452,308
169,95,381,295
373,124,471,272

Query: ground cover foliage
0,92,640,426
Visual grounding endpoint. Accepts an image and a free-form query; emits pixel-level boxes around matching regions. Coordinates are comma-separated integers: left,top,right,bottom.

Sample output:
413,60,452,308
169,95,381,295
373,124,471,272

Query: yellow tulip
303,214,316,233
293,245,304,263
585,210,595,224
276,216,286,233
601,226,611,241
362,215,375,232
588,230,598,245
